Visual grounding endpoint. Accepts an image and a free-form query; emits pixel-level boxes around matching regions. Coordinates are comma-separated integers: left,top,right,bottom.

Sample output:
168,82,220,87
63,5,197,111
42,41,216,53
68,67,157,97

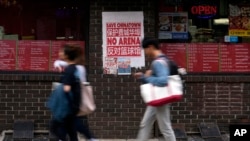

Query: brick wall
88,0,156,138
0,74,250,138
0,0,250,139
0,73,60,131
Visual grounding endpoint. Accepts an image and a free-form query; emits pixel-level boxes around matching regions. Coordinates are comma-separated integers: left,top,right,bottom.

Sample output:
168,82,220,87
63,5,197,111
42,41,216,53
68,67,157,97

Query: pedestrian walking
52,45,96,141
134,37,176,141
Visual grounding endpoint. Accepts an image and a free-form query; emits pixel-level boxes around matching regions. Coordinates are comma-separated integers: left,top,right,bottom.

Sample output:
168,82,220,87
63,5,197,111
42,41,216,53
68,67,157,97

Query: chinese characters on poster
102,12,145,75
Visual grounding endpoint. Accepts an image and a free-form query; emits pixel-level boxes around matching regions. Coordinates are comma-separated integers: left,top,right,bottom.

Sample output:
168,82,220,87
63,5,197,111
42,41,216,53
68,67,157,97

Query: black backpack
157,56,179,76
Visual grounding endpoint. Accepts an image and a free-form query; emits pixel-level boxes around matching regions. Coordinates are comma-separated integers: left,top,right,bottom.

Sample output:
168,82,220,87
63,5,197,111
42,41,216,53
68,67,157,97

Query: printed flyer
102,12,145,75
117,58,131,75
103,57,118,75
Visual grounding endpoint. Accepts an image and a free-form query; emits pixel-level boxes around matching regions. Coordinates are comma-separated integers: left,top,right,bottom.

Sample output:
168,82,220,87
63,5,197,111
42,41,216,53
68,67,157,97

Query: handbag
140,58,183,106
140,75,183,106
78,82,96,116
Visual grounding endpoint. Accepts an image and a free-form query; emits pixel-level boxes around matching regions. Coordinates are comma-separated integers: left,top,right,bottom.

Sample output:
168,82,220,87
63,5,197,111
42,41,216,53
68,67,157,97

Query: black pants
75,116,94,139
51,116,94,140
51,115,78,141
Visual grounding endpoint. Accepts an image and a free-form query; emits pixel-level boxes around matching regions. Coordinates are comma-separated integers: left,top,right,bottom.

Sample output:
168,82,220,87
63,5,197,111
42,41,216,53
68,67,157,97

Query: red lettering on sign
191,5,217,15
210,6,217,14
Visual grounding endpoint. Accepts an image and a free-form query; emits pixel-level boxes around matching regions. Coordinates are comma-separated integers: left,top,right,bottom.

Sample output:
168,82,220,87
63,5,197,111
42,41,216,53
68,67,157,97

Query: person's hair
141,37,159,49
63,44,85,65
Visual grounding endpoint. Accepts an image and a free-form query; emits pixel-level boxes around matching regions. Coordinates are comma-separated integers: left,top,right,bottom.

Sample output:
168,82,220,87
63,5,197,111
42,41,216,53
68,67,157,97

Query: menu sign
50,41,66,70
0,40,16,70
160,43,187,68
187,44,219,72
229,4,250,36
158,12,188,39
17,41,50,71
220,44,250,72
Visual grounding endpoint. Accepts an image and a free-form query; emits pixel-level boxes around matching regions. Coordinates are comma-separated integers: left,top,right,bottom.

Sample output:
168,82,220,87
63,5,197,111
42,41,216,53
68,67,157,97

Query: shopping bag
140,75,183,106
78,82,96,116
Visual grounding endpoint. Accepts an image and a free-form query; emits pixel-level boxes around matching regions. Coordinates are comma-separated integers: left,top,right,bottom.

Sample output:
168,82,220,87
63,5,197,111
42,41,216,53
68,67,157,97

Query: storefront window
158,0,250,73
158,0,250,43
0,0,89,72
0,0,87,40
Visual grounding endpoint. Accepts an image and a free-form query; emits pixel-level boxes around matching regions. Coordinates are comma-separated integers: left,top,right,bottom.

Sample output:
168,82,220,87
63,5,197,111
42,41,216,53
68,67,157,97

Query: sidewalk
0,131,160,141
78,135,160,141
0,130,229,141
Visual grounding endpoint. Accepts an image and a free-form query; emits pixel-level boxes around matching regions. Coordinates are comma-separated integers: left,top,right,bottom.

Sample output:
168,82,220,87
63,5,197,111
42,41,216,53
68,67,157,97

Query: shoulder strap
155,57,179,75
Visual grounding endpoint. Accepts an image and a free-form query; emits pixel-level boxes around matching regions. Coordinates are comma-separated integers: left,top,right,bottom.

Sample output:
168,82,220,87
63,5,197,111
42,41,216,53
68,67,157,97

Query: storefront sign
0,40,85,72
229,4,250,36
50,41,85,71
158,12,188,40
160,43,250,73
188,0,219,19
191,5,217,18
17,41,50,71
187,44,219,72
220,44,250,72
0,40,16,70
102,12,145,75
160,43,187,68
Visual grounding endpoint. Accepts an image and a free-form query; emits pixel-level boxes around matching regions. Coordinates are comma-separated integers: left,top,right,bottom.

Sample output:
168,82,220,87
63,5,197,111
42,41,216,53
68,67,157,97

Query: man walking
134,37,176,141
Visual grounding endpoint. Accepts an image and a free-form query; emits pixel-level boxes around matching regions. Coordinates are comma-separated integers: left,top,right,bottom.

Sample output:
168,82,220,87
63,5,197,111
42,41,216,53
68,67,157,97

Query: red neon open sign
191,5,217,18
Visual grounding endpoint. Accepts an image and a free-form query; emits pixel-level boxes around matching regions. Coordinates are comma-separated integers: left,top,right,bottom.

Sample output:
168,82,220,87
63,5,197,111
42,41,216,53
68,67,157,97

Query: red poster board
65,41,85,56
160,43,187,68
220,44,250,72
0,40,16,70
187,44,219,72
201,44,219,72
50,41,85,71
50,41,66,71
65,41,85,49
17,41,50,71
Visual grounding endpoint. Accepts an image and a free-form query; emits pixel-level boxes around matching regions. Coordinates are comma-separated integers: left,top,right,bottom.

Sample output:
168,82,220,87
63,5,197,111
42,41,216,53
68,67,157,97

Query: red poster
17,41,50,71
220,44,250,72
187,43,219,72
160,43,187,68
0,40,16,70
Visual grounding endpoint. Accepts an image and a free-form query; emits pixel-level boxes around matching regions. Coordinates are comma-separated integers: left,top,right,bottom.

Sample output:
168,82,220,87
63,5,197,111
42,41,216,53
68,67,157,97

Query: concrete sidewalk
78,135,160,141
0,130,160,141
0,130,230,141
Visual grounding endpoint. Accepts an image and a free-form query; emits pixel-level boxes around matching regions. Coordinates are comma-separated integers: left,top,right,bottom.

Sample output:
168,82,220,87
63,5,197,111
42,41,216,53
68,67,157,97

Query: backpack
156,56,179,76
